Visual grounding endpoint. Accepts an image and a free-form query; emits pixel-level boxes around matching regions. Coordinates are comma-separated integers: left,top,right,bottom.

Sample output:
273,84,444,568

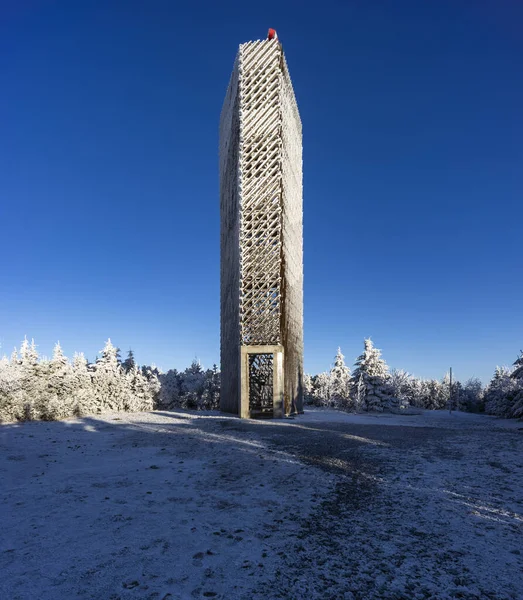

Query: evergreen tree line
0,337,222,423
156,362,220,411
305,339,523,418
1,336,522,423
0,338,160,423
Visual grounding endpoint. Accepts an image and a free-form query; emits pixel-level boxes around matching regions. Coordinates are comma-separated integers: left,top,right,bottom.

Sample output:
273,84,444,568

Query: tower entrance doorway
240,346,284,419
248,353,274,418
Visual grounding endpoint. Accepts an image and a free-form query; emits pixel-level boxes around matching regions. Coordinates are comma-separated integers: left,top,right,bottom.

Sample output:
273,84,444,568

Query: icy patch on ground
1,409,521,599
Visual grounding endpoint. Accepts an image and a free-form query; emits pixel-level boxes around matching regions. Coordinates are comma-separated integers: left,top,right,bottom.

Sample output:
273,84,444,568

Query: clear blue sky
1,0,521,383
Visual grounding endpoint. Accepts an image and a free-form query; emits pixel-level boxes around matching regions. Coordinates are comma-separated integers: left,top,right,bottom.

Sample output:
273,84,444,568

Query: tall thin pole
449,367,453,414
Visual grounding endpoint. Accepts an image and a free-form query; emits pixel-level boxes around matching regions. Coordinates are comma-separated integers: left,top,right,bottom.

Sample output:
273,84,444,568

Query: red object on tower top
267,28,278,40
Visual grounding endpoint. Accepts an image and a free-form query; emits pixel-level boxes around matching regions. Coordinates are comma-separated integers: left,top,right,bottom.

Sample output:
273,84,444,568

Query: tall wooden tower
219,32,303,418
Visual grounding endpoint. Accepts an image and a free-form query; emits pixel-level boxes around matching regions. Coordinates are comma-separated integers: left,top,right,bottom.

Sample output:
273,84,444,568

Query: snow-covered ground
1,409,522,599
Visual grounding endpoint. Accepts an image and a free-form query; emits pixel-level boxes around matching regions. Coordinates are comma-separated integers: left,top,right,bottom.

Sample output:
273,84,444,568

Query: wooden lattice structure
220,35,303,418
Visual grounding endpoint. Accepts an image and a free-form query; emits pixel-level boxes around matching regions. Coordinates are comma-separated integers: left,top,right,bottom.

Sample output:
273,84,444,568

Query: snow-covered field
1,409,522,599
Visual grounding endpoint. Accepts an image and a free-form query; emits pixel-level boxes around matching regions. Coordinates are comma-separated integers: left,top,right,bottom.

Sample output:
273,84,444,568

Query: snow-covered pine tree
460,377,484,413
405,376,424,408
125,365,155,412
0,354,24,422
312,372,331,406
512,351,523,381
142,367,161,407
18,337,44,419
202,364,220,410
122,349,136,374
41,342,74,420
441,372,462,411
71,352,96,416
329,348,351,409
484,366,516,417
158,369,182,409
10,347,18,365
509,352,523,418
425,379,446,410
303,373,314,405
351,338,392,412
20,337,39,367
442,372,452,410
92,339,127,412
353,372,366,410
389,369,414,409
453,380,463,411
181,359,206,409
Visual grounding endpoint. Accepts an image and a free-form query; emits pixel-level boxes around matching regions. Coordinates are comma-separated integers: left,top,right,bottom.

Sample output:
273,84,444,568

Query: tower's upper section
220,38,301,153
220,36,303,347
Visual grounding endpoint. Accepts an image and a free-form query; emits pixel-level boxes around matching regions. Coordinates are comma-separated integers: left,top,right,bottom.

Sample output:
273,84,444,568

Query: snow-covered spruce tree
122,349,136,374
424,379,446,410
141,366,161,407
39,342,74,420
351,338,392,412
405,376,424,408
71,352,97,416
92,339,127,412
512,351,523,381
460,377,484,413
0,353,25,423
353,372,366,411
303,373,314,405
312,371,331,407
483,354,523,419
201,364,220,410
181,360,206,409
329,348,351,409
441,372,453,410
125,365,155,412
510,352,523,418
453,380,464,411
0,341,45,422
389,369,415,409
19,337,45,419
157,368,182,409
484,367,516,417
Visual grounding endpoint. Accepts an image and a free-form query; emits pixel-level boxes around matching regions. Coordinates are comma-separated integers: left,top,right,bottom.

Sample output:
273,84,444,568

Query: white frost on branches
329,348,351,408
351,338,392,412
0,338,160,423
304,341,522,418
